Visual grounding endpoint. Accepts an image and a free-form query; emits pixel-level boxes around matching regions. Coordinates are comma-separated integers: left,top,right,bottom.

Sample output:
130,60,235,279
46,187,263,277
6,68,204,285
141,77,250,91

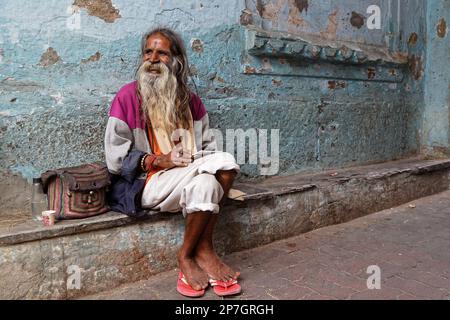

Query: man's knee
181,174,224,216
216,169,237,176
215,169,237,182
191,173,222,193
183,174,223,201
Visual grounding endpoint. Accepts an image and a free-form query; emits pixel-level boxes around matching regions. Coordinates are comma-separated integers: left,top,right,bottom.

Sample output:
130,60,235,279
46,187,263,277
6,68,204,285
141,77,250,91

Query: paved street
82,189,450,300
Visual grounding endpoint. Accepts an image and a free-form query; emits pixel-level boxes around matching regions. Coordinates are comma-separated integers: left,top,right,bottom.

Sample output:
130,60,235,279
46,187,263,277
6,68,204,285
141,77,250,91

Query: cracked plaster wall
0,0,445,199
422,0,450,154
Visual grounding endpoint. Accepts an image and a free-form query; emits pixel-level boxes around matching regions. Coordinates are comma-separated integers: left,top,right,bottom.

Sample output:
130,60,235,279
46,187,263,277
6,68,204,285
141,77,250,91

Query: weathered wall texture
422,0,450,155
0,1,447,195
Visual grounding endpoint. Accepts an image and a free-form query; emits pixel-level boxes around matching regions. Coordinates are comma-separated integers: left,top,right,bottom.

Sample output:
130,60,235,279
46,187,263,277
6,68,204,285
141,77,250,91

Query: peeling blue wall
422,0,450,152
0,0,447,185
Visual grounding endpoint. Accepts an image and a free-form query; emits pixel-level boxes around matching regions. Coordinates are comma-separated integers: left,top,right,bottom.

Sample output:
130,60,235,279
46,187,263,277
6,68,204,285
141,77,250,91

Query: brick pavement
81,189,450,300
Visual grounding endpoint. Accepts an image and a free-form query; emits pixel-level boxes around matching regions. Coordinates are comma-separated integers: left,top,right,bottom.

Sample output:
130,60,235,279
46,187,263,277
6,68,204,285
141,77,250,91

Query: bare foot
178,252,209,291
195,248,240,282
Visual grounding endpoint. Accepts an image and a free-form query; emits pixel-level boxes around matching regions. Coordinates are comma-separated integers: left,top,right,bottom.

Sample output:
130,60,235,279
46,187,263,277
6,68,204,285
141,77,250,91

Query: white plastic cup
42,210,56,226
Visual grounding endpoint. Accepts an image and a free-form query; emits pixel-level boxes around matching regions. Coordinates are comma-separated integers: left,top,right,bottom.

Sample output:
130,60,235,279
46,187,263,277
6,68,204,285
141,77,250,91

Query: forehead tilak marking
146,34,171,49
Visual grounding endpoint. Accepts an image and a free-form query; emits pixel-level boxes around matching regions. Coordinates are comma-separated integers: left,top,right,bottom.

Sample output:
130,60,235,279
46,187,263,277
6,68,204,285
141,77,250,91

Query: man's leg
178,212,211,290
194,169,240,282
215,169,237,207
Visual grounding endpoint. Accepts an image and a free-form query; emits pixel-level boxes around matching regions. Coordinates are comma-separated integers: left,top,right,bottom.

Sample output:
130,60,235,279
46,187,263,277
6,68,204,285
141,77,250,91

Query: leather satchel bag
41,162,111,220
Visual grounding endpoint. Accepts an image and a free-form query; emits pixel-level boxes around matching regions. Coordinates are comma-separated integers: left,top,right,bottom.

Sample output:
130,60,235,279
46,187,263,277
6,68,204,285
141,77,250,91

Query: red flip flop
209,278,242,297
177,272,205,298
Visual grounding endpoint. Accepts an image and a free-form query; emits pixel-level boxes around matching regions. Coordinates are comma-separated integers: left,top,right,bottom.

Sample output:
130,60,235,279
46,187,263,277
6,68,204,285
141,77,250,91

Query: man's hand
154,139,192,169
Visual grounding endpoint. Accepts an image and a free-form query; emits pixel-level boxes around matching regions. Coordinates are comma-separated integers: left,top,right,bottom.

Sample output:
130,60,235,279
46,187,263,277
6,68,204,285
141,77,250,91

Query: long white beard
137,60,178,133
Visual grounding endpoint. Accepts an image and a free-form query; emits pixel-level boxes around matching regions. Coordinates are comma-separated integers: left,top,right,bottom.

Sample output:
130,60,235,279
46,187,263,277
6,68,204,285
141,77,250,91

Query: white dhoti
141,152,240,217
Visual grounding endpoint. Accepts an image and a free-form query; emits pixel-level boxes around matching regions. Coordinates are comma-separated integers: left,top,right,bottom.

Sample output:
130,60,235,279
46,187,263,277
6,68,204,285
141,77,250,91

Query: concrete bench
0,156,449,299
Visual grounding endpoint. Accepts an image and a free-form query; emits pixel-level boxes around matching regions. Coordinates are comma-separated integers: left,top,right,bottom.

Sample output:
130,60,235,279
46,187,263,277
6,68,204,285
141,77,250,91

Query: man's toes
195,274,208,289
198,278,207,289
224,271,239,282
224,274,234,282
185,275,202,291
217,272,228,282
191,281,202,291
221,272,231,280
223,269,236,281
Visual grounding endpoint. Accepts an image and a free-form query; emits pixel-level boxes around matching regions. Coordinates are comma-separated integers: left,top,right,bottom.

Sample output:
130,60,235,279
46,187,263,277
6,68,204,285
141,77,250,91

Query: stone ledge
1,156,449,299
1,157,449,247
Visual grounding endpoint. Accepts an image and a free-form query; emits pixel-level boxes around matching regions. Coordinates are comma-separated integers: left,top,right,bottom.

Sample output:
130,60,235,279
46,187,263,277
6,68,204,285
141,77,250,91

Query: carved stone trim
242,28,408,82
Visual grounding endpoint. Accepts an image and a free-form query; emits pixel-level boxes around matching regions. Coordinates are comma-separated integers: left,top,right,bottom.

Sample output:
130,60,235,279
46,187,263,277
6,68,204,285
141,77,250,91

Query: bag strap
40,162,109,193
40,170,58,194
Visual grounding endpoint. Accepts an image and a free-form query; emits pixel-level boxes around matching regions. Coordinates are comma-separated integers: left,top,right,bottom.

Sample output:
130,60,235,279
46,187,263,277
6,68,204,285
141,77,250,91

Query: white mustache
141,61,171,75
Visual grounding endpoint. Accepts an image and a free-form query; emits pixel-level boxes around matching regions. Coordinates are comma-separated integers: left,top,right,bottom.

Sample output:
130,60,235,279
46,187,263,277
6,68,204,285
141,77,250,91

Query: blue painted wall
422,0,450,152
0,0,447,187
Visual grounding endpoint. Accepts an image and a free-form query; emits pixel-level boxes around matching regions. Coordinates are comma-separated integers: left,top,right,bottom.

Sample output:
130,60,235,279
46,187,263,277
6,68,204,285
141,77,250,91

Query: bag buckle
87,191,94,204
